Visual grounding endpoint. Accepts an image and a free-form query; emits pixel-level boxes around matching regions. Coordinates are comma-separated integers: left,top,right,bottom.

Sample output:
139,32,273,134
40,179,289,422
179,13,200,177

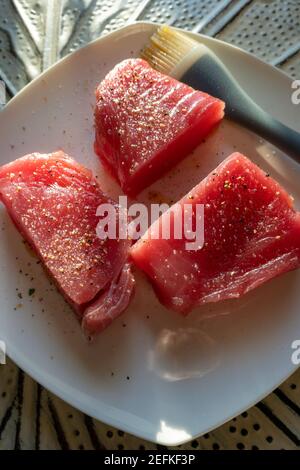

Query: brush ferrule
170,44,210,80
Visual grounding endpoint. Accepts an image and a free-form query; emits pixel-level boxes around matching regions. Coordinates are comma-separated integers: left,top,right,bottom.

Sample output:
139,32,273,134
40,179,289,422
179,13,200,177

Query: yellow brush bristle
141,25,198,75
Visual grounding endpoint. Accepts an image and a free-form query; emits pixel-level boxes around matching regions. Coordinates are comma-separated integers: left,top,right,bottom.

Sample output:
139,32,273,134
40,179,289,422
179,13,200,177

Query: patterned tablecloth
0,0,299,450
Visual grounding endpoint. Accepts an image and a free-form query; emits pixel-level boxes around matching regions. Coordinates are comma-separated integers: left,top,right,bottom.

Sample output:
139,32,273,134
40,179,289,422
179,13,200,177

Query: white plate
0,22,299,446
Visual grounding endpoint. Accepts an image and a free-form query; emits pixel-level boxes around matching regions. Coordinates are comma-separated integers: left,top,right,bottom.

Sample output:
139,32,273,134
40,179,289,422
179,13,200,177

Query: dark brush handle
182,54,300,164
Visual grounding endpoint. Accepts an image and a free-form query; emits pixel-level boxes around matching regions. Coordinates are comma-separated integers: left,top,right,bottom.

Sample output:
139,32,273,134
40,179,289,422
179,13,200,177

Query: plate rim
3,20,296,115
1,21,299,446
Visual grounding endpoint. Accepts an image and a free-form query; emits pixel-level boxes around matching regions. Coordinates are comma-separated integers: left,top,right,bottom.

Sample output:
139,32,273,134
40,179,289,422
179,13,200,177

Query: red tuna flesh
0,151,134,336
94,58,225,196
131,152,300,314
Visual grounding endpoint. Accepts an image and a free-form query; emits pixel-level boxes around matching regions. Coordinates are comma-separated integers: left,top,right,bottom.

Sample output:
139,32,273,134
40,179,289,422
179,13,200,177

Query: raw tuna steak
94,58,225,196
0,151,134,336
131,152,300,314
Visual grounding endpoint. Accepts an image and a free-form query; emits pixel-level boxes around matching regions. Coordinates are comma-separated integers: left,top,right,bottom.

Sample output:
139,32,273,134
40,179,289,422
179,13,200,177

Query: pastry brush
141,25,300,164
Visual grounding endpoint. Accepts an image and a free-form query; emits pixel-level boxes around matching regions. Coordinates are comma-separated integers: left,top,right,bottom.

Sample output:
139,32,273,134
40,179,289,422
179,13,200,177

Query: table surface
0,0,299,450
